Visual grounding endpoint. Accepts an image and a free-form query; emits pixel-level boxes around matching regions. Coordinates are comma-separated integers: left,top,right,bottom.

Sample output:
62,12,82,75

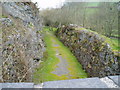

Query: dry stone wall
56,26,119,77
1,1,45,82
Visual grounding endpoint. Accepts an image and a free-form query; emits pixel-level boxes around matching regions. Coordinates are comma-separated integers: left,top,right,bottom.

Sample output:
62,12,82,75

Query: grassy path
34,29,87,83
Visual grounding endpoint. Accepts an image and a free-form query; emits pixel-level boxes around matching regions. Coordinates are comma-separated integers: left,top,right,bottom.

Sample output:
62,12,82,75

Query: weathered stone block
43,77,108,88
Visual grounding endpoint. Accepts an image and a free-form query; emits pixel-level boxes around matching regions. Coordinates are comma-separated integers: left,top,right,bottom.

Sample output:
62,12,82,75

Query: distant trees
40,2,86,27
91,2,118,37
40,2,118,37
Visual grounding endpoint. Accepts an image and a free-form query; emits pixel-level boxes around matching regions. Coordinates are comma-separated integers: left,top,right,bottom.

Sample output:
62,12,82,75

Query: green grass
1,15,8,18
33,27,87,83
86,8,98,15
107,38,120,52
86,2,99,7
84,2,99,16
43,26,57,32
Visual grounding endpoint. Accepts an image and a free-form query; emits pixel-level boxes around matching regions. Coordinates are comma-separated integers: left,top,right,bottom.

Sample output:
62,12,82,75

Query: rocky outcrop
1,1,45,82
56,26,119,77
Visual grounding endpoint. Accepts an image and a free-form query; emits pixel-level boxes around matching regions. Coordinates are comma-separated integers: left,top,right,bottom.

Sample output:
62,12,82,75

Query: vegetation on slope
56,25,119,77
76,27,119,56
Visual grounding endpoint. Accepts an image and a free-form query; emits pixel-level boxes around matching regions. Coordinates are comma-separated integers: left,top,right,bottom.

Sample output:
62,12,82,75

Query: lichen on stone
56,25,119,77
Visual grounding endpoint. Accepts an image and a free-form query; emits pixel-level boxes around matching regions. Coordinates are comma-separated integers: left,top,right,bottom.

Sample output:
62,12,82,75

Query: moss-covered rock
56,26,119,77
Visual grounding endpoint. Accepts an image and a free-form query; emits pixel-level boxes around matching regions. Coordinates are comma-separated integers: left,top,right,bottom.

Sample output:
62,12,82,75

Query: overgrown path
34,28,87,83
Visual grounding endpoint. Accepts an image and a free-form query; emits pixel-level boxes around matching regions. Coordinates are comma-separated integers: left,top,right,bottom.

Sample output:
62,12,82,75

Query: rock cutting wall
56,26,119,77
1,1,45,82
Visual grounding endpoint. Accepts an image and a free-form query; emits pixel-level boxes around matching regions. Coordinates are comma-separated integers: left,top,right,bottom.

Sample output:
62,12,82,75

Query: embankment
56,26,119,77
1,1,45,82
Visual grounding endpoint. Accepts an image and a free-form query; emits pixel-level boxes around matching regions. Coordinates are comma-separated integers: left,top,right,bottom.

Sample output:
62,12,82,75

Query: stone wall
56,26,119,77
1,1,45,82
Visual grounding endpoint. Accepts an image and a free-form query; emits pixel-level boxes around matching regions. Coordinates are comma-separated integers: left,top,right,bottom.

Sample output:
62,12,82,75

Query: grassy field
86,2,99,7
33,27,87,83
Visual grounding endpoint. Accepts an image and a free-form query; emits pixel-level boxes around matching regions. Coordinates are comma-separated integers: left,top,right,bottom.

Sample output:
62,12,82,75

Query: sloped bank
56,26,119,77
1,1,45,82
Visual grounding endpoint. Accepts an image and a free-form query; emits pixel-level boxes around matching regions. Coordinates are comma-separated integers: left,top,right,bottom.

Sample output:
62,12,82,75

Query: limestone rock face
56,26,119,77
1,2,45,82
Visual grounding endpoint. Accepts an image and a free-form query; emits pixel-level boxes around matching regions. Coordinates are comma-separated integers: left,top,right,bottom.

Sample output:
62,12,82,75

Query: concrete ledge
0,75,119,88
43,77,108,88
100,77,119,88
0,83,34,88
108,76,120,86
